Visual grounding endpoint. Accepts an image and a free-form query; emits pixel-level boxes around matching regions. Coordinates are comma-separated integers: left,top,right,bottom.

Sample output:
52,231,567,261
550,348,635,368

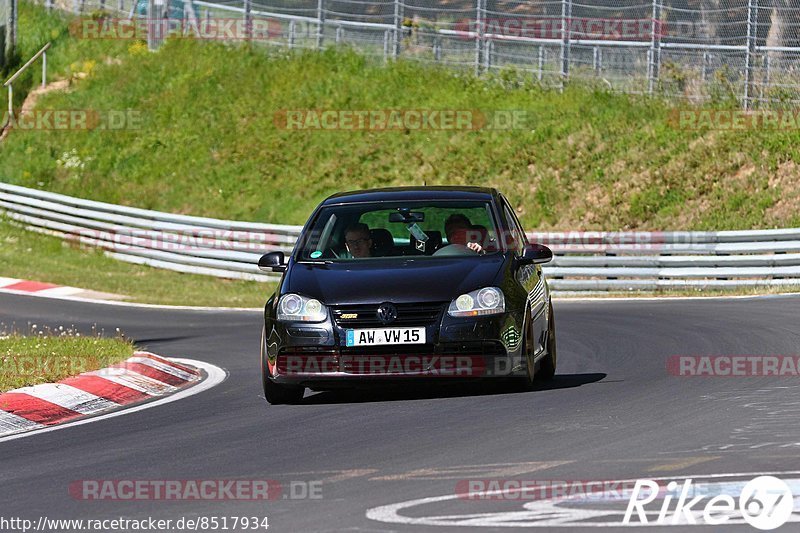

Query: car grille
331,302,446,328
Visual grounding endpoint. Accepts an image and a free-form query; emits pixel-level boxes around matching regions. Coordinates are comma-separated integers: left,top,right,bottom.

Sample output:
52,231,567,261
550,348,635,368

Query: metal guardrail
4,182,800,291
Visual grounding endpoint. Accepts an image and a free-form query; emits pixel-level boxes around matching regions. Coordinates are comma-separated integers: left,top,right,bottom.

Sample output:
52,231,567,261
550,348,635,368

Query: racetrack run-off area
1,291,799,531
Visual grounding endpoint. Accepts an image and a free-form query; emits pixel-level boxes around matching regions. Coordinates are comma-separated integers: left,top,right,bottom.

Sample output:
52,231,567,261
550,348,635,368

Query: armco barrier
3,182,800,291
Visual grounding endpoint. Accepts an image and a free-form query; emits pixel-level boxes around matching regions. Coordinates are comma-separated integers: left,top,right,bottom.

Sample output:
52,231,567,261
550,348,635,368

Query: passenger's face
345,231,372,258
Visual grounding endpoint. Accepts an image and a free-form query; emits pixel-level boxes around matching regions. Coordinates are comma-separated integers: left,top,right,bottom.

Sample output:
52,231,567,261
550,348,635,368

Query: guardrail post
383,29,390,62
288,20,296,49
392,0,403,59
702,51,709,82
761,54,771,104
335,25,343,44
433,36,441,61
41,50,46,87
316,0,325,49
483,38,492,71
743,0,758,109
560,0,571,89
243,0,252,41
474,0,484,75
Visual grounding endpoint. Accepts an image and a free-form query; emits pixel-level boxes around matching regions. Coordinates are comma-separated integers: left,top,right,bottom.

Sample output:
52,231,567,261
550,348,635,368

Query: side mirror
258,252,286,273
518,244,553,265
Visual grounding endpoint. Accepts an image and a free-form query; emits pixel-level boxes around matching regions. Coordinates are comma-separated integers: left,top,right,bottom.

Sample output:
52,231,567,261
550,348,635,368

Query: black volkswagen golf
258,187,556,404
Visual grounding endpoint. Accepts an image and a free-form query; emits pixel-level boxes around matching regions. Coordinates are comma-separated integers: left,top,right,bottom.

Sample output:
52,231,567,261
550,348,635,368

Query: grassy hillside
1,2,799,234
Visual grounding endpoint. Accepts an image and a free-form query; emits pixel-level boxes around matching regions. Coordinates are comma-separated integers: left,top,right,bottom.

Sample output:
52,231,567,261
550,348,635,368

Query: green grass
0,327,134,391
0,219,273,306
2,2,800,232
2,2,800,303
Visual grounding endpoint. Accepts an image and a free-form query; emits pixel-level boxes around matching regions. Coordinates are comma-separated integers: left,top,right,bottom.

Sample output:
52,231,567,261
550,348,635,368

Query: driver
344,223,373,258
444,214,483,254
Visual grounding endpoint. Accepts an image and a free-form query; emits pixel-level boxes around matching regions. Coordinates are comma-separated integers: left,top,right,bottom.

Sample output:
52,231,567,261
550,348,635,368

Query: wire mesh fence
27,0,800,107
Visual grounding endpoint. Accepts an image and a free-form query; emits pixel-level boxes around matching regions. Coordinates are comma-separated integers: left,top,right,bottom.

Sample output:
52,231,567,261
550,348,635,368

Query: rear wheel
537,304,557,381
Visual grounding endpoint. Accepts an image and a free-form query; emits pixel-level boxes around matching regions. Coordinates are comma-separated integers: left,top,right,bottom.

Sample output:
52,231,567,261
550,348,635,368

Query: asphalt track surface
2,292,800,532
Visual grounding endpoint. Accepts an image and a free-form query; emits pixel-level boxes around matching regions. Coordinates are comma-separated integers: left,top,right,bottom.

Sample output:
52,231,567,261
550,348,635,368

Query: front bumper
263,310,527,385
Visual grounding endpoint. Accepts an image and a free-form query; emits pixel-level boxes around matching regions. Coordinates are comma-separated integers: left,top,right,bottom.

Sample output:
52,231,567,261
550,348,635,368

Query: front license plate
346,327,426,347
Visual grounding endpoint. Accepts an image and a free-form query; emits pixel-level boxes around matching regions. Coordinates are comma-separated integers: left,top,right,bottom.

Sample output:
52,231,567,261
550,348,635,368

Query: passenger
444,214,483,253
344,223,373,258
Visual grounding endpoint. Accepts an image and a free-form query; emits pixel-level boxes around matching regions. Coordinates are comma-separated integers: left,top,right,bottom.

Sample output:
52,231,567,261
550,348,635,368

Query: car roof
322,186,498,205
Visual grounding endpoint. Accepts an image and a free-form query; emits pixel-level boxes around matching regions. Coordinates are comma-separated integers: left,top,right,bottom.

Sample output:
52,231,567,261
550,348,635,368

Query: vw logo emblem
376,302,398,325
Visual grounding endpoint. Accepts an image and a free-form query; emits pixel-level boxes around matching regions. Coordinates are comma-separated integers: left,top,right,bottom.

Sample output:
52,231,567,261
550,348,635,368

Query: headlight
448,287,505,317
277,294,327,322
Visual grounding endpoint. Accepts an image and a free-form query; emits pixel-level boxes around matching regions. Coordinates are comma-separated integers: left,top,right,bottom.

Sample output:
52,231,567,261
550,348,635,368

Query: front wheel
537,304,557,381
263,375,305,405
513,312,536,391
261,326,305,404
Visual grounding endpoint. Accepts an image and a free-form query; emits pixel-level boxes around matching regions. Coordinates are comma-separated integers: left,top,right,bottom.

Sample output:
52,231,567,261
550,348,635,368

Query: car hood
284,256,507,305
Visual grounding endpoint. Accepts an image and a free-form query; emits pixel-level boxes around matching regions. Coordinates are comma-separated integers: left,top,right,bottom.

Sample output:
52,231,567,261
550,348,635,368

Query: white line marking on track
0,358,226,444
365,470,800,528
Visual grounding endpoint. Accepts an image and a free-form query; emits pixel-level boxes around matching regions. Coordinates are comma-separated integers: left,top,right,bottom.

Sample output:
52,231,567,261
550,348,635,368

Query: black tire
537,304,557,381
513,311,536,391
261,326,305,404
263,375,305,405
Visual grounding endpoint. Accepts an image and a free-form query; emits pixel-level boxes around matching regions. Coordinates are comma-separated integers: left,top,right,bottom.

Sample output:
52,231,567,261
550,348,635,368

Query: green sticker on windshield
310,250,322,259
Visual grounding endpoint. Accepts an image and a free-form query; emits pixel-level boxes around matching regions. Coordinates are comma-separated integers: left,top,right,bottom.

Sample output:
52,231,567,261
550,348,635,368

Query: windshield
295,200,503,261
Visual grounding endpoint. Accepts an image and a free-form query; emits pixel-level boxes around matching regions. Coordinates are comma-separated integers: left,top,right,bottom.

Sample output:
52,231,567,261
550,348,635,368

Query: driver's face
345,231,372,258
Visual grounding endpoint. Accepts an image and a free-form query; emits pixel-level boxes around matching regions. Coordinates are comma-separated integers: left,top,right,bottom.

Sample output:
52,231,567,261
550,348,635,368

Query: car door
499,195,548,356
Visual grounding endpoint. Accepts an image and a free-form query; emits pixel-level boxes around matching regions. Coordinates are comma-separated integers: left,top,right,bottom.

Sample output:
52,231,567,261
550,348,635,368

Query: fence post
243,0,252,41
743,0,758,109
383,29,389,62
702,51,709,82
8,0,17,60
147,0,156,50
289,20,296,49
46,0,53,10
483,38,492,71
761,54,770,103
316,0,325,49
560,0,571,88
474,0,484,75
537,45,544,81
648,0,662,94
393,0,403,59
117,0,123,13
